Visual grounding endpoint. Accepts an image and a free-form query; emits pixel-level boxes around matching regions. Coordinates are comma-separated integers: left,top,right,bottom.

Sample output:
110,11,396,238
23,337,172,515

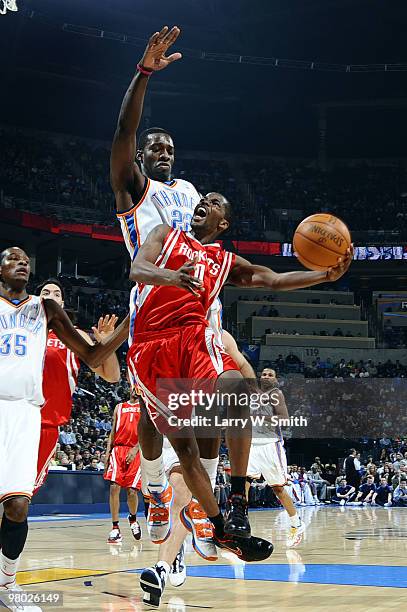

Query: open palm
92,314,118,342
140,26,182,72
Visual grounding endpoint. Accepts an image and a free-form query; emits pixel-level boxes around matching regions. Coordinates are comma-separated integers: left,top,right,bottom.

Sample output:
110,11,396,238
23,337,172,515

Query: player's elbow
129,261,143,283
100,368,121,384
84,347,103,370
266,272,282,290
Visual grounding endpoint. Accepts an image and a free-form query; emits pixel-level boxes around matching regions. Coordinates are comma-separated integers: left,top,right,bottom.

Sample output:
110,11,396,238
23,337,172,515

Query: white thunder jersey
0,295,48,406
117,175,225,349
117,177,201,260
251,386,283,446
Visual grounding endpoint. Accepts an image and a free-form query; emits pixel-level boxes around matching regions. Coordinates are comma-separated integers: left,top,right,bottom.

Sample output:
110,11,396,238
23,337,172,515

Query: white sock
0,553,19,586
200,457,219,490
289,513,301,529
141,453,168,491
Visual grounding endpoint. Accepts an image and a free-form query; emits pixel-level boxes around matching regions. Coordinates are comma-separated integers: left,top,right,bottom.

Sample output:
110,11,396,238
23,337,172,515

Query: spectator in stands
307,466,329,501
285,351,301,373
392,452,404,471
332,478,356,505
215,464,230,510
366,361,378,376
82,449,91,466
372,476,393,506
393,478,407,506
85,457,101,471
59,425,76,446
324,460,337,485
354,475,376,505
275,355,285,371
98,416,112,433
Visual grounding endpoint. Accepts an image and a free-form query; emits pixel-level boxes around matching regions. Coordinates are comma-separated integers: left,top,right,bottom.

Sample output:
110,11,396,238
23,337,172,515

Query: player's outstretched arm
222,330,256,379
130,224,204,296
110,26,182,211
43,299,129,369
228,247,353,290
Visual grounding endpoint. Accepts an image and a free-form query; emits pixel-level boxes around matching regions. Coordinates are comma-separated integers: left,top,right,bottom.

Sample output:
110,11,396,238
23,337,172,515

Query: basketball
293,213,352,271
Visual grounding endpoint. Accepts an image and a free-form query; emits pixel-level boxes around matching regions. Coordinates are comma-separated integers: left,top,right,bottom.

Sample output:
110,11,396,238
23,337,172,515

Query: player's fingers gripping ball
293,213,352,271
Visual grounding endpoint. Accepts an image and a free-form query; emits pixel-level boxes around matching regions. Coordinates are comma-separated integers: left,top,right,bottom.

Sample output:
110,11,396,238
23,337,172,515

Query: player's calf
0,498,30,588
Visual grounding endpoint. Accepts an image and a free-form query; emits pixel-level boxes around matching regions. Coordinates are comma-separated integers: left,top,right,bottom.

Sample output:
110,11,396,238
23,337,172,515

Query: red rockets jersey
130,228,235,340
113,400,141,447
41,330,80,426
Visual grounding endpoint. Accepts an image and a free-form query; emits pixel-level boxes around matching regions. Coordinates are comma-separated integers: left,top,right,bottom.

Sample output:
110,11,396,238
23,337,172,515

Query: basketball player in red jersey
32,279,121,494
128,193,351,600
111,25,257,550
104,388,142,544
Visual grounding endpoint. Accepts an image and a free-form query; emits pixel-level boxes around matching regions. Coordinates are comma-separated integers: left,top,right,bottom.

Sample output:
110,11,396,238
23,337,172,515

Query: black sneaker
224,494,251,538
140,563,168,608
128,515,142,541
213,533,274,562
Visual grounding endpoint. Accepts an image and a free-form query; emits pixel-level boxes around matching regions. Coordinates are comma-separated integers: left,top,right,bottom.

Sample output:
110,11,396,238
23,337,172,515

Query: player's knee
4,496,29,522
272,485,284,497
127,487,138,500
174,443,199,470
110,482,121,496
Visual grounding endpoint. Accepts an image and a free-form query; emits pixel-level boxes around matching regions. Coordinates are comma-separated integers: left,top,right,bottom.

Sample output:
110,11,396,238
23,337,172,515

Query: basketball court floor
10,506,407,611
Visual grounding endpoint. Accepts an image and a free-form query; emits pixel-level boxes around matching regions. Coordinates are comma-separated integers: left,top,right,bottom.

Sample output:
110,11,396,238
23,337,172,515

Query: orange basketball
293,213,351,271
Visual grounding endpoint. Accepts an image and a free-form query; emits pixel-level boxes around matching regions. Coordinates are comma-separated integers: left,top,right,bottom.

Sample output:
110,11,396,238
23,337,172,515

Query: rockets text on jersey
116,177,201,260
41,330,80,426
113,400,141,447
0,295,48,406
130,228,235,340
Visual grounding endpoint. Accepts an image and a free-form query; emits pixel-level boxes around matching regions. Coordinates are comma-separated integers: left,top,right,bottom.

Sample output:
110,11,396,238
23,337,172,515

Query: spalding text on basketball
310,224,344,247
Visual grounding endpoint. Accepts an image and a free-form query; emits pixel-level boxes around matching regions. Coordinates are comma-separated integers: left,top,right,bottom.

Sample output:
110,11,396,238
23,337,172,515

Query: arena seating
2,126,407,240
225,287,375,355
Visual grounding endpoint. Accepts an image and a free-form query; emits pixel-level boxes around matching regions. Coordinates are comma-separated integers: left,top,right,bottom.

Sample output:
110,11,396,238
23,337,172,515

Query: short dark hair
35,278,65,301
0,247,26,265
138,127,173,151
0,249,8,265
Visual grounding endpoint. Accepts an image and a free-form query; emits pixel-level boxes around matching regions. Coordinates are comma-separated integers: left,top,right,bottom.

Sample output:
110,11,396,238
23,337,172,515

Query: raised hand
92,314,119,343
140,26,182,72
326,244,354,282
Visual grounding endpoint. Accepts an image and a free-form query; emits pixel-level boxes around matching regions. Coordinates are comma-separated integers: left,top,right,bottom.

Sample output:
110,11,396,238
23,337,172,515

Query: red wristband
137,63,153,76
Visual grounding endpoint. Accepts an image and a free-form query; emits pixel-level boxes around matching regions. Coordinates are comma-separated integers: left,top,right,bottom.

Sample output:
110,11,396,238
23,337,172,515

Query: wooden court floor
10,506,407,611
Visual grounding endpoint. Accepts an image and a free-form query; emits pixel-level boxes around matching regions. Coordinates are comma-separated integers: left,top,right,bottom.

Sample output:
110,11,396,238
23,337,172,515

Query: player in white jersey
0,248,129,611
110,25,254,560
247,368,305,548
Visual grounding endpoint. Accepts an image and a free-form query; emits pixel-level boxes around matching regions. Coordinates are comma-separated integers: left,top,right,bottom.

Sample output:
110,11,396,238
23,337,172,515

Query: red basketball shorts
33,425,59,495
127,323,238,435
104,446,142,490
